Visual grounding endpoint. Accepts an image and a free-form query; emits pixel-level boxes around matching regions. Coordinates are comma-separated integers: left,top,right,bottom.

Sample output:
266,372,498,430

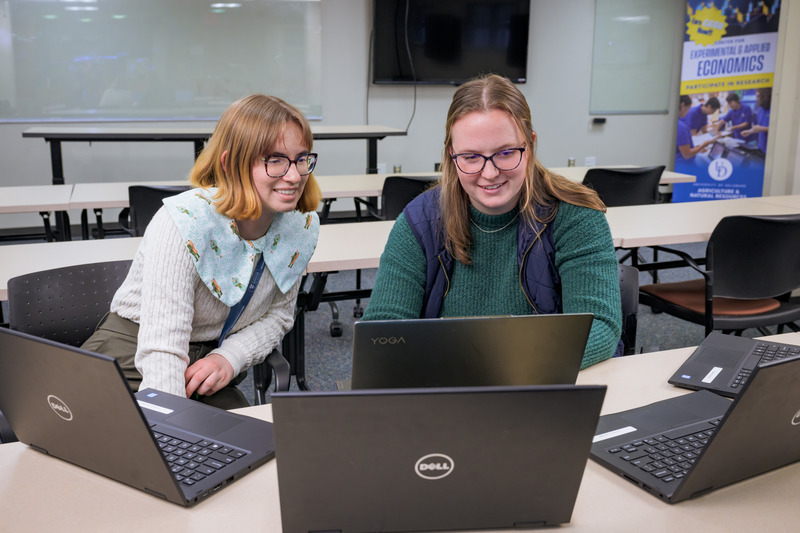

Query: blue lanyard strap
218,254,266,345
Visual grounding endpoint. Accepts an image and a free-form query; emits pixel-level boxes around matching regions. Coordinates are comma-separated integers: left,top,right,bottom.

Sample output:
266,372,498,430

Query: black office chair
6,261,288,407
583,165,665,281
618,263,639,356
639,214,800,337
119,185,191,237
582,166,665,207
354,176,432,221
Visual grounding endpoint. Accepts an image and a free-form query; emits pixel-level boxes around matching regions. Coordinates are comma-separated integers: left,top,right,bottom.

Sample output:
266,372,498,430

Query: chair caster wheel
353,306,364,318
330,321,343,337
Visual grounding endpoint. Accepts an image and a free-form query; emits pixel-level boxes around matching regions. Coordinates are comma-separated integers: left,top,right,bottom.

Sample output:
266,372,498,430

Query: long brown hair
190,94,322,219
439,74,604,264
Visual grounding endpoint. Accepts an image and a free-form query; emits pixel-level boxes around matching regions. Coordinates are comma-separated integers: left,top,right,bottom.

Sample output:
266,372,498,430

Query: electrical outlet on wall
585,156,596,166
377,163,387,174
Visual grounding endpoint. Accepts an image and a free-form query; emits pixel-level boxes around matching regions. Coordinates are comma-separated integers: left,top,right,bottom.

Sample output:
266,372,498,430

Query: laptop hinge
144,487,168,500
514,521,547,528
29,443,50,455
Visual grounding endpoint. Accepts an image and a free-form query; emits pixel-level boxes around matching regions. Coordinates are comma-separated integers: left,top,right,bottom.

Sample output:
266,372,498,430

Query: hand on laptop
185,353,234,398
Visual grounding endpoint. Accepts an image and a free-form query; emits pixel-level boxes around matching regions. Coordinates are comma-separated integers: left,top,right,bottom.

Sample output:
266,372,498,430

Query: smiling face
251,122,310,215
450,109,529,215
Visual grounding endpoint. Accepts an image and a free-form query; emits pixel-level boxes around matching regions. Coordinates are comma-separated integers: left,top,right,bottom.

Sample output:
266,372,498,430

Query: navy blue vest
402,188,562,318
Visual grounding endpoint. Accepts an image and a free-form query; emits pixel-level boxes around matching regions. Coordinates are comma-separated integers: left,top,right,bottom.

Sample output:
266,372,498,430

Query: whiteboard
0,0,322,122
590,0,680,114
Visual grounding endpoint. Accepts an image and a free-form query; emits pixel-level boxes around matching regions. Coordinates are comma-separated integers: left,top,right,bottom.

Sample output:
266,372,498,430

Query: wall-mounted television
372,0,530,86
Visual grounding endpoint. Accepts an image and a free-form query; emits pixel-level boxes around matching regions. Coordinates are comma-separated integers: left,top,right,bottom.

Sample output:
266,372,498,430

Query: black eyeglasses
451,147,526,174
261,153,318,177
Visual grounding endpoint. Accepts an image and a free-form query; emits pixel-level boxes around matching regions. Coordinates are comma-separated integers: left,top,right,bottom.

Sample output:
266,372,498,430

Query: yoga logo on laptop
414,453,454,480
47,394,73,421
370,336,406,345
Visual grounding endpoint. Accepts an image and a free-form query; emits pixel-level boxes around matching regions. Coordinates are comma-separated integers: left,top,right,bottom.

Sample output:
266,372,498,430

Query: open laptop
0,327,274,506
350,313,593,389
272,384,606,532
668,332,800,397
590,354,800,504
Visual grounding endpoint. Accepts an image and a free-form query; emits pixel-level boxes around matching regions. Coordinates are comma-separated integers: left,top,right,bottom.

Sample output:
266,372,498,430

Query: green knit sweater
362,201,621,369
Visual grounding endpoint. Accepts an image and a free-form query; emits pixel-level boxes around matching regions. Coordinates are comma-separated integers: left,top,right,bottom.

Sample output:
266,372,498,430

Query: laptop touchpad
164,408,242,436
694,345,742,366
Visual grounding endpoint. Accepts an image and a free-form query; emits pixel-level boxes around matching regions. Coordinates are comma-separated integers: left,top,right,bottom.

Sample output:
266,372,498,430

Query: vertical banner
672,0,780,203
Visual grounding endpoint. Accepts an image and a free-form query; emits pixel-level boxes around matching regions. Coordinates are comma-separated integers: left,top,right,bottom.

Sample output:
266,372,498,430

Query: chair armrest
252,348,291,404
117,208,136,237
353,197,382,221
648,245,708,276
266,348,291,392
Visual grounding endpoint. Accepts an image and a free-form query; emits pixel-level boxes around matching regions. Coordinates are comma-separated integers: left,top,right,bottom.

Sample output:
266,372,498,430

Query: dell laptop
272,384,606,532
590,354,800,503
0,327,274,506
351,313,593,389
668,332,800,397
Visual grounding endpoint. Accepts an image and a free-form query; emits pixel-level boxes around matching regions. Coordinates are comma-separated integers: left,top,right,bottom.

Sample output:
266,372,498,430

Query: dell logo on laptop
370,336,405,345
414,453,454,480
792,409,800,426
47,395,73,421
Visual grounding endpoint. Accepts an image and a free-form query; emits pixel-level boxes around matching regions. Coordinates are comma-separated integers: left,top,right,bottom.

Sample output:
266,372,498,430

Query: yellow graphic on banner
686,5,727,46
681,73,773,94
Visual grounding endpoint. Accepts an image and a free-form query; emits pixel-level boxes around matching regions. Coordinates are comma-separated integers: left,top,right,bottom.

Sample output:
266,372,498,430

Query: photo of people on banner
672,0,780,203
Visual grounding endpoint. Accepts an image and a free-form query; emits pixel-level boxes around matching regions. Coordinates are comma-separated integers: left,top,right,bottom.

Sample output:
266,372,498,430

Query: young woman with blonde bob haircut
83,94,322,408
363,74,622,367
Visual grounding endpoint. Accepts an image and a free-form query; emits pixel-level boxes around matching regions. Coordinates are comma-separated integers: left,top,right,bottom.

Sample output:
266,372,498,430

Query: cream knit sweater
111,207,300,397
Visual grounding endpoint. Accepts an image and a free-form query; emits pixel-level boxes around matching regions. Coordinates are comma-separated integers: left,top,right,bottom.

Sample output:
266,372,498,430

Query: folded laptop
272,384,606,532
668,332,800,397
590,354,800,503
351,313,593,389
0,327,274,506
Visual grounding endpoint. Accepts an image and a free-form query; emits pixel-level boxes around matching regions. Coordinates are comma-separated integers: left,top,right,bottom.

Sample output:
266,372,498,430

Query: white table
2,333,799,532
607,195,800,248
0,221,395,302
22,124,407,185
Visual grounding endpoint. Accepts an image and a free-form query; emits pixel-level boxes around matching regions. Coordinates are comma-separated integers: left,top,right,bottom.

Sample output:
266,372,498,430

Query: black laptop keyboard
729,341,800,390
153,430,249,487
606,418,721,483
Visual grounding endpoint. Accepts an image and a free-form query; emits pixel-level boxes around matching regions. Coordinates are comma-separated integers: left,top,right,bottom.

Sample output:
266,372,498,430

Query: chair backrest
707,214,800,300
381,177,432,220
582,166,665,207
128,185,191,236
618,263,639,356
7,260,133,347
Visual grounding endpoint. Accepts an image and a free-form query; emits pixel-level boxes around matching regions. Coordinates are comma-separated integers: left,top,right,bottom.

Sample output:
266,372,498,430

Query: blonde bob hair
190,94,322,219
438,74,605,264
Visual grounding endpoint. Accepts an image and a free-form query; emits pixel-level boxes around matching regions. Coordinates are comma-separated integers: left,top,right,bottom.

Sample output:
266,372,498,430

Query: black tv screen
372,0,530,85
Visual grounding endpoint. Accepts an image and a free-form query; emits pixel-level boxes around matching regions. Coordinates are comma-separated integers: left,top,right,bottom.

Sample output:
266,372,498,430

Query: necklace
470,212,519,234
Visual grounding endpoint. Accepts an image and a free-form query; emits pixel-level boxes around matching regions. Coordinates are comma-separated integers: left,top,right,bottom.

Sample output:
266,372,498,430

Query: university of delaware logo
415,453,454,480
47,395,73,421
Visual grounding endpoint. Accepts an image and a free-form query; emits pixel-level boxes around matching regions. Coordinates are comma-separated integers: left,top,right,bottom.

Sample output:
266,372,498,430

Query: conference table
2,332,799,532
22,124,408,185
64,167,695,212
22,124,407,238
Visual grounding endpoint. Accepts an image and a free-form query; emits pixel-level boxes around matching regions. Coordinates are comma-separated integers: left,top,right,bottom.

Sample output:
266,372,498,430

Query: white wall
1,0,798,229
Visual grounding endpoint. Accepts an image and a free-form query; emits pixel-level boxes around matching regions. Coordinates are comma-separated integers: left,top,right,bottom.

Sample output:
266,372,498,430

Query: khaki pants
82,312,249,410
